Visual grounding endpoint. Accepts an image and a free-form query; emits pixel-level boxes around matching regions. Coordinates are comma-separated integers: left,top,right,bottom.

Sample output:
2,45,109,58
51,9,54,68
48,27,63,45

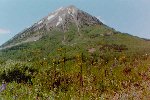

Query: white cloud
0,28,10,34
96,16,106,24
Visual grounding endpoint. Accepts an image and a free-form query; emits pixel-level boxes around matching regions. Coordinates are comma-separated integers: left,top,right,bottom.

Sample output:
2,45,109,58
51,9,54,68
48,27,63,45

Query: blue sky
0,0,150,45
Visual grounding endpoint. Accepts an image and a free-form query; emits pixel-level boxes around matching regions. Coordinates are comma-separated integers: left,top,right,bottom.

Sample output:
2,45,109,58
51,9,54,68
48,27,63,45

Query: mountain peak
67,5,76,8
37,5,102,30
35,5,79,29
1,5,103,48
54,5,77,13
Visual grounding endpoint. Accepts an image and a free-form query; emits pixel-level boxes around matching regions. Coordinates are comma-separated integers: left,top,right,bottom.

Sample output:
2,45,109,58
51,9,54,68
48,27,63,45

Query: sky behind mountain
0,0,150,45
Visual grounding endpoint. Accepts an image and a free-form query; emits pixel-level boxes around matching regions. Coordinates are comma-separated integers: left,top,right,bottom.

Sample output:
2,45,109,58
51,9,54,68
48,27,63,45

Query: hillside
0,6,149,60
0,5,150,99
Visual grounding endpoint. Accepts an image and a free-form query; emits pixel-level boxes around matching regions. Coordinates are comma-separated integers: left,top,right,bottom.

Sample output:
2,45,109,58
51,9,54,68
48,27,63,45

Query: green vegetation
0,24,150,99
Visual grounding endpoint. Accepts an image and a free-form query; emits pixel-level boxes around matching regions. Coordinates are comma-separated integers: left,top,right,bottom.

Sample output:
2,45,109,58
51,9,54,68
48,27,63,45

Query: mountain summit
1,5,102,48
37,5,102,31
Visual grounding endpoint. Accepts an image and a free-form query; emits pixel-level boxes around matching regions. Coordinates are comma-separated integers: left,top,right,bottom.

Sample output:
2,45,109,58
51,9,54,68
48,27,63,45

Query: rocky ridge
1,5,102,48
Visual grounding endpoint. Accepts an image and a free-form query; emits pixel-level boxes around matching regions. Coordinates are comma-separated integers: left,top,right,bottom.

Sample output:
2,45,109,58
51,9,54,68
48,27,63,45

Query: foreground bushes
0,52,149,99
0,61,37,83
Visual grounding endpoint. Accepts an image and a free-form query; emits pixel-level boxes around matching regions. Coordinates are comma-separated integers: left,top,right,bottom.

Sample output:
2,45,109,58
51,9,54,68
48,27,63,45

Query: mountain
0,5,150,99
0,5,150,60
1,5,102,49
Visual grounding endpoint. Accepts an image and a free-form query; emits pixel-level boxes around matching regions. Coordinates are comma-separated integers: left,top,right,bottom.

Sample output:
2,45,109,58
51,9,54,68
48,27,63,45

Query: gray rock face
28,5,102,32
1,5,103,48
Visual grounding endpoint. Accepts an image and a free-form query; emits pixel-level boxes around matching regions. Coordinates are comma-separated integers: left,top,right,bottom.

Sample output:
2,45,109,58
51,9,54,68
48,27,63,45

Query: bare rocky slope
1,5,102,49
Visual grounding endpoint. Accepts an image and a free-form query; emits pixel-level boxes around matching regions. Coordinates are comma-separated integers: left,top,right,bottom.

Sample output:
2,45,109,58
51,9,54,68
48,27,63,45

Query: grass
0,24,150,99
0,48,150,99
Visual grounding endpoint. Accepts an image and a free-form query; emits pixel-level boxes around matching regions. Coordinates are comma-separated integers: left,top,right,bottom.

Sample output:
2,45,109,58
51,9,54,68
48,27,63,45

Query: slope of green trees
0,25,150,99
